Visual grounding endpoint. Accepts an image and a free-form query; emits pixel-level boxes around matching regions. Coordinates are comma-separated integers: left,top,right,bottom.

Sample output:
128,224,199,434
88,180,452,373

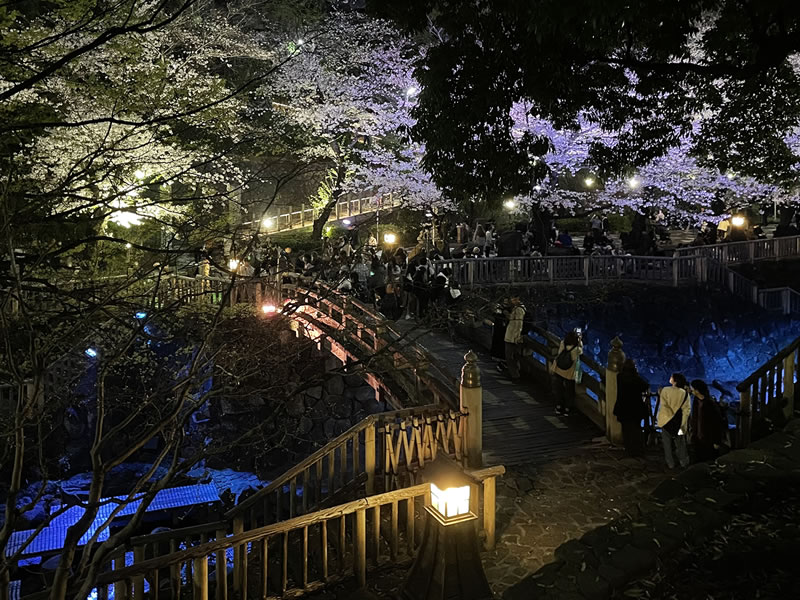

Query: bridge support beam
460,350,483,468
605,337,625,446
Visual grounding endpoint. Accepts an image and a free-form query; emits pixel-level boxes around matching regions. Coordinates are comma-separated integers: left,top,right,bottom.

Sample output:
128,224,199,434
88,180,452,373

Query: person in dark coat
614,358,649,456
491,300,510,372
689,379,725,462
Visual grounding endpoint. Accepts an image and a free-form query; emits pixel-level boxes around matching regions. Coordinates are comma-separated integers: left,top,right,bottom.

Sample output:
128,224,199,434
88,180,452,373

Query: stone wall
505,421,800,600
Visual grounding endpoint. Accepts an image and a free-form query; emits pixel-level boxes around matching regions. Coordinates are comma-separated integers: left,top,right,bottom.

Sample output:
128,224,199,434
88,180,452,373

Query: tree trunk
311,163,347,241
311,192,342,240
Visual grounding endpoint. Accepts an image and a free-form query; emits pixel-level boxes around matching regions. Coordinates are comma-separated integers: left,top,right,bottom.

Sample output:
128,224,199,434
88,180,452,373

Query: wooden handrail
226,415,377,518
129,520,227,546
737,334,800,391
96,483,431,584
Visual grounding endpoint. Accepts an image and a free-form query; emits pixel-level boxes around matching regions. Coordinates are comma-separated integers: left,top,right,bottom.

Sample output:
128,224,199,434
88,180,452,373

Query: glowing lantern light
263,218,274,228
228,258,240,271
262,304,277,314
628,176,640,189
85,348,98,358
135,312,147,320
584,176,595,188
731,216,745,227
430,483,470,520
383,232,397,244
503,199,517,210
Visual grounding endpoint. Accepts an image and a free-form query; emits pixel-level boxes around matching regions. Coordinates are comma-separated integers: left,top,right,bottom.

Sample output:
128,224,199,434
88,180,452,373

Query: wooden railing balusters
260,537,269,600
390,500,399,561
282,532,289,593
371,506,380,566
355,509,367,588
321,520,328,582
193,557,208,600
406,497,415,552
302,525,309,589
216,528,228,600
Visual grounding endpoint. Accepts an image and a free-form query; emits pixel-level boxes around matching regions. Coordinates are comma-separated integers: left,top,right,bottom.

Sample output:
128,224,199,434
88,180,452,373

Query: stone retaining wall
505,421,800,600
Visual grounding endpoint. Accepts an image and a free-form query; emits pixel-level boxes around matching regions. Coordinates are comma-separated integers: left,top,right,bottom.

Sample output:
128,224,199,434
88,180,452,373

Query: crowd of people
488,296,729,470
218,233,463,322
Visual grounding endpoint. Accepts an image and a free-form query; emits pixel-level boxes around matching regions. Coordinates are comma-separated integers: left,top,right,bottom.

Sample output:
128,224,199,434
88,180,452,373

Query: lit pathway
395,324,601,466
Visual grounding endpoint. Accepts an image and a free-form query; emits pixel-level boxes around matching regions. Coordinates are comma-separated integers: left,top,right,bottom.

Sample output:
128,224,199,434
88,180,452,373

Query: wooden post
583,256,590,285
133,545,145,599
483,476,496,550
460,350,483,468
605,337,625,446
193,557,208,600
365,422,376,494
672,252,679,287
215,529,228,600
784,350,796,420
355,508,367,588
232,516,243,593
301,203,306,227
738,388,752,447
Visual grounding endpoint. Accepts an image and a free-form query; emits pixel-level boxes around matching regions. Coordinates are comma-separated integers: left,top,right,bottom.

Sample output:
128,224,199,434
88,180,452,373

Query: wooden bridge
4,264,798,600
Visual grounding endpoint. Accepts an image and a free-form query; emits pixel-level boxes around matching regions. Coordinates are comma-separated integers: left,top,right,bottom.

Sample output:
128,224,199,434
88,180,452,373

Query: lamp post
402,460,493,600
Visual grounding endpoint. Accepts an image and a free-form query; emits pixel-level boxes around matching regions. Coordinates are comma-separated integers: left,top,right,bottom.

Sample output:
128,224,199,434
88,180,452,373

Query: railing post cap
607,336,626,372
461,350,481,388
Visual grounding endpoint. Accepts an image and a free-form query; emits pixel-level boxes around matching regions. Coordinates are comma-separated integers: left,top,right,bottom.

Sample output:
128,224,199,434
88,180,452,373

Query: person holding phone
657,373,691,469
550,330,583,416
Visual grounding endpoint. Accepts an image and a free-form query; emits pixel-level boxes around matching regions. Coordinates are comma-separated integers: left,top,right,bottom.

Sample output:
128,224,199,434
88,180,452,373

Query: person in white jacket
657,373,691,469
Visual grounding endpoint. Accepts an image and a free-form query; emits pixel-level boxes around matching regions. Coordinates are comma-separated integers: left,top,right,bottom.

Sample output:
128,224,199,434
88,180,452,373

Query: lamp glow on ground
402,460,493,600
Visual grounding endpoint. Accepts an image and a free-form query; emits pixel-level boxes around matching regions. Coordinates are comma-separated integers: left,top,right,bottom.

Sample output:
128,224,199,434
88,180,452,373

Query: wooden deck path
400,325,602,466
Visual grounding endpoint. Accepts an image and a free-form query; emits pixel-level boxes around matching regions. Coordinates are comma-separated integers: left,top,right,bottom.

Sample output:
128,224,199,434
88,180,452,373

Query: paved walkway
400,325,601,466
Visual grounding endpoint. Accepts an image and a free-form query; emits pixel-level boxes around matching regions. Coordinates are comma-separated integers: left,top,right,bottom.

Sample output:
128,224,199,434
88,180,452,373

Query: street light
731,215,746,227
261,304,277,315
228,258,240,271
628,176,640,189
262,217,274,229
503,199,517,211
584,176,595,188
402,459,492,600
383,232,397,245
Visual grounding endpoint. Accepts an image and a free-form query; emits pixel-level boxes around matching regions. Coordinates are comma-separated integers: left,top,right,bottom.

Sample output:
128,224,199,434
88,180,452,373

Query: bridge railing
675,235,800,262
92,483,432,600
736,334,800,447
261,193,402,234
224,404,467,529
436,255,702,288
